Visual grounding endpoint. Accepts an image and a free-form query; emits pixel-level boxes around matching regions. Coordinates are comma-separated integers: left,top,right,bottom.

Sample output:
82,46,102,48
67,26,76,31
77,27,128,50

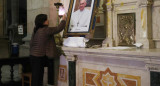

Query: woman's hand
62,14,67,21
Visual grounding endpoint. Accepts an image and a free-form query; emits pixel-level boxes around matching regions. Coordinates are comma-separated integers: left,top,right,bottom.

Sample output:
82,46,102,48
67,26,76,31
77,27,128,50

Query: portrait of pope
68,0,93,33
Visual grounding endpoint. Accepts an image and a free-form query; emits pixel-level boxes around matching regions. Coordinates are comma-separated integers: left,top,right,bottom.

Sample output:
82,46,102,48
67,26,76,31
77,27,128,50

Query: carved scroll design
138,0,153,7
117,13,135,46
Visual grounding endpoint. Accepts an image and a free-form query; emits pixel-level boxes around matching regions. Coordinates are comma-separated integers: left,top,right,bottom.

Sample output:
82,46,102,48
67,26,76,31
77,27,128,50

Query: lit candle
59,6,65,16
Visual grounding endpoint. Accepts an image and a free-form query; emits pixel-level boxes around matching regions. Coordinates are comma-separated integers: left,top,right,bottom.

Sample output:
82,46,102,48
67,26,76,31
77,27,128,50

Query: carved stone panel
117,13,136,46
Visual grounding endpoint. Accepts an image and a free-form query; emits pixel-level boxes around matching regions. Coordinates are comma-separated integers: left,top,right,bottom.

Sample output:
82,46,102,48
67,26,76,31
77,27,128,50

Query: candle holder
54,2,64,46
54,2,63,9
54,2,63,24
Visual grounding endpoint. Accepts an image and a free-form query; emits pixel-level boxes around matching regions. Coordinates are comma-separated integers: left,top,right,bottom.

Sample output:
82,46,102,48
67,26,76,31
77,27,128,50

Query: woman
30,14,66,86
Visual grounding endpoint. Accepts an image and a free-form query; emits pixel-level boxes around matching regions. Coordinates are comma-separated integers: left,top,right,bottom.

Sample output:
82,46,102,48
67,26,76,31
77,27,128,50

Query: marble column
65,54,77,86
103,0,115,47
137,0,155,48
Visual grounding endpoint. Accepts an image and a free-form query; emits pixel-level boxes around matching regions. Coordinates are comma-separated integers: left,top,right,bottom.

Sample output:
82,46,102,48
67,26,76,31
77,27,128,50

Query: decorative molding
65,54,78,61
63,48,160,61
153,0,160,7
146,64,160,72
114,1,137,7
138,0,153,7
63,47,160,70
106,4,113,11
97,8,105,14
153,39,160,41
110,1,137,11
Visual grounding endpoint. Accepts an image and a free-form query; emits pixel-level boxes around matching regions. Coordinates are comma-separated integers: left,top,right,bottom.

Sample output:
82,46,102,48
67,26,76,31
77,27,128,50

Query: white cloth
63,37,89,47
69,8,91,32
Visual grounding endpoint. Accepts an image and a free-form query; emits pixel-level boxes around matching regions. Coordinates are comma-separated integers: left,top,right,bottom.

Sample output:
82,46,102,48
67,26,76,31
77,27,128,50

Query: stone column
137,0,155,48
103,0,115,47
65,54,77,86
11,0,19,26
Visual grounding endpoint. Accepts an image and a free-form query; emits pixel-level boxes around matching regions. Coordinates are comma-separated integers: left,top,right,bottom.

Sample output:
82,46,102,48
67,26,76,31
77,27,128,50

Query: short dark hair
34,14,47,34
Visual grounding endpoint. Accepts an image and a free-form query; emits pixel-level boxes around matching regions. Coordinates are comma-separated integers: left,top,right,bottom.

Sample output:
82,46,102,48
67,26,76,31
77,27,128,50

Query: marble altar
58,47,160,86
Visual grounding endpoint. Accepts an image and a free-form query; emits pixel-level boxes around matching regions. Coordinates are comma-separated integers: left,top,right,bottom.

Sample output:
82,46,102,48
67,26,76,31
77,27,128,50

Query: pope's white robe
69,8,91,32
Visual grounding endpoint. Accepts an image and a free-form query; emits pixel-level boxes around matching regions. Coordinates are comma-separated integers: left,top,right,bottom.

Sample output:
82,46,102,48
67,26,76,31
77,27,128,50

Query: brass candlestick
54,2,63,46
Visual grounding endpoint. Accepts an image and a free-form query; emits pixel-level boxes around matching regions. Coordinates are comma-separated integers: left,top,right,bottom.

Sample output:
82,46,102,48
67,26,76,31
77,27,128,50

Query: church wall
27,0,60,35
152,0,160,48
60,0,70,13
0,0,4,37
27,0,50,34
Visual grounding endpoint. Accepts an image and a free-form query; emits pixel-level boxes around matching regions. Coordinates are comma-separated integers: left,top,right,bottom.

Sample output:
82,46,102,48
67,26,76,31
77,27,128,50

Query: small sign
18,25,23,35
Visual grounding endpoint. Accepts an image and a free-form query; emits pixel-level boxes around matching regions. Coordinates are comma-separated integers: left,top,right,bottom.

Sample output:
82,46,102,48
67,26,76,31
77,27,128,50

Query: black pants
30,55,54,86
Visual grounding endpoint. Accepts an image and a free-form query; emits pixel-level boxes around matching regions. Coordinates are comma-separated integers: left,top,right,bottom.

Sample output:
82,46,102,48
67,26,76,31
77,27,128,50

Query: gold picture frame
63,0,98,37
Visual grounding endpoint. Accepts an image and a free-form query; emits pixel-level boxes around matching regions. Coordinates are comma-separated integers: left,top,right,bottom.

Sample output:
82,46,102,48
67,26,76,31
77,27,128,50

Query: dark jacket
30,20,66,58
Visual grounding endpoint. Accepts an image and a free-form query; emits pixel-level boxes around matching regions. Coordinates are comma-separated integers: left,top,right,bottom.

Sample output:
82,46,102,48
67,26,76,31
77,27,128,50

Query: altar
57,47,160,86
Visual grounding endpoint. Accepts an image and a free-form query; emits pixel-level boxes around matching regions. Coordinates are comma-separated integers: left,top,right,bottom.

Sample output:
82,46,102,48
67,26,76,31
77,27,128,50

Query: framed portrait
63,0,98,37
